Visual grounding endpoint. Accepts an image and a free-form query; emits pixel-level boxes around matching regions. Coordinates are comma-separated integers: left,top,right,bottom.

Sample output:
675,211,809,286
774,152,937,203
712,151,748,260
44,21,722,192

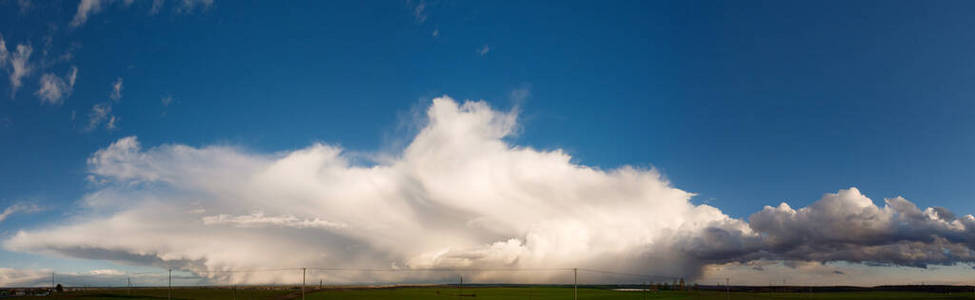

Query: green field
12,286,975,300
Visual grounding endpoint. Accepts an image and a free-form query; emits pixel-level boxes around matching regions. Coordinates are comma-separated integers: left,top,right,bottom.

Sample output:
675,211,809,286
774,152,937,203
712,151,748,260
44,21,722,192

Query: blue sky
3,0,975,286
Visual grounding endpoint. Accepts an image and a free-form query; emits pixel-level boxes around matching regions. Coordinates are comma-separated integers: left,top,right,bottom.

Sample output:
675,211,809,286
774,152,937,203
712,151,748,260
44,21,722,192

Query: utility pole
302,267,307,300
573,268,578,300
725,278,730,300
458,275,463,300
168,268,173,300
127,276,131,295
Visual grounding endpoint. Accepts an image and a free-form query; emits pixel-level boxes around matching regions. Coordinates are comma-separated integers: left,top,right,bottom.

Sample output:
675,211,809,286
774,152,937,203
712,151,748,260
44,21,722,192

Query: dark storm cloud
684,188,975,270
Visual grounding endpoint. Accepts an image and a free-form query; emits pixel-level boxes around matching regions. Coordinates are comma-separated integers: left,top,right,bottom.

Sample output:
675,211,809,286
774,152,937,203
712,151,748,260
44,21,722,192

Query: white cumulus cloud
4,96,743,283
7,96,975,285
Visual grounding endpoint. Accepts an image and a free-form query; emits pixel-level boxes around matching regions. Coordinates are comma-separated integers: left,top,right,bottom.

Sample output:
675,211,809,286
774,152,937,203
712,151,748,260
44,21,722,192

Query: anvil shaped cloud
5,97,975,283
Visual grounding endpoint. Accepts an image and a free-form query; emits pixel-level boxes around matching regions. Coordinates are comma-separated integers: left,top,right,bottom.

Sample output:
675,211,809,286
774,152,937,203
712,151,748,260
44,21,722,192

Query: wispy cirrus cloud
110,77,123,101
83,77,124,131
85,102,117,131
71,0,107,27
407,0,428,24
71,0,215,27
150,0,165,15
16,0,31,14
175,0,214,14
509,85,530,103
0,203,41,223
477,44,490,56
35,66,78,105
0,34,33,98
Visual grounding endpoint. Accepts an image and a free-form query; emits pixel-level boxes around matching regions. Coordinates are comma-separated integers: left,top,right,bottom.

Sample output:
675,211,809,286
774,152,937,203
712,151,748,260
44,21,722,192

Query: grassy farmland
11,286,975,300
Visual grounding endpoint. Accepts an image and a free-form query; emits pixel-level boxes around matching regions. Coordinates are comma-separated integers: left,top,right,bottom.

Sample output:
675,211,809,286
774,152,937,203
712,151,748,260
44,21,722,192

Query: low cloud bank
743,188,975,266
0,268,200,287
4,97,975,284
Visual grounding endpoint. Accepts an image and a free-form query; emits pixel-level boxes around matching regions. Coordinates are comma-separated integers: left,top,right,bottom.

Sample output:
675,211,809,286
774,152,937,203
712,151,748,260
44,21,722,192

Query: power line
33,266,682,289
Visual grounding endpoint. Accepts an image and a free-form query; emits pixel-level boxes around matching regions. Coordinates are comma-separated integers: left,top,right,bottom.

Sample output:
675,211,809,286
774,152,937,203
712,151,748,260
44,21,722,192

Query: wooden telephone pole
573,268,578,300
168,269,173,300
